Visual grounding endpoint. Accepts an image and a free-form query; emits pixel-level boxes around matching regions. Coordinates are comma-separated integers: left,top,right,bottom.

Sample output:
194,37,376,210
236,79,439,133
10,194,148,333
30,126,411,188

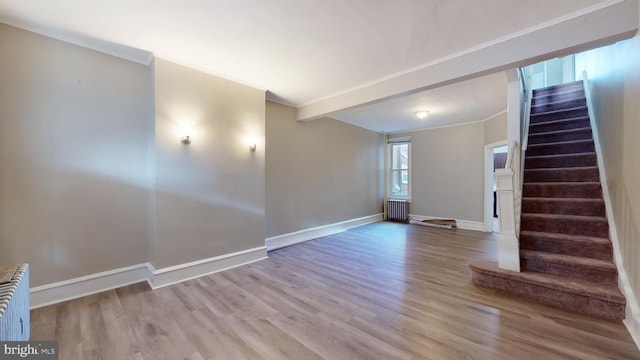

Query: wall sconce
249,144,257,152
181,136,191,145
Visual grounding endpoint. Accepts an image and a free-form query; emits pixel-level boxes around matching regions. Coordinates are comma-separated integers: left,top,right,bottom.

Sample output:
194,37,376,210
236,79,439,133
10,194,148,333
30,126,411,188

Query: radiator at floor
0,264,30,341
387,199,409,222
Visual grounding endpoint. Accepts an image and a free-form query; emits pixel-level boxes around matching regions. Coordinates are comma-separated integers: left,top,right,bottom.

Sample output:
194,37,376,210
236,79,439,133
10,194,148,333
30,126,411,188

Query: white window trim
386,140,412,201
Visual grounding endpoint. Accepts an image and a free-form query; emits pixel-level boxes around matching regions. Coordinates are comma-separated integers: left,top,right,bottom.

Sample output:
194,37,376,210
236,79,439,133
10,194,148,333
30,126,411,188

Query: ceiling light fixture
415,110,429,119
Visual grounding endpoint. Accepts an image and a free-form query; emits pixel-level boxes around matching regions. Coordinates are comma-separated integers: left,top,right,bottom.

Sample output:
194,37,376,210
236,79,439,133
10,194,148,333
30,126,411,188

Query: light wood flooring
31,222,640,359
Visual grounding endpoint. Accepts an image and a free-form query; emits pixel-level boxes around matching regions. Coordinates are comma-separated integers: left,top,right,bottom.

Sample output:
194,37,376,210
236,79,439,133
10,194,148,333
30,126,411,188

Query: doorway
484,141,508,233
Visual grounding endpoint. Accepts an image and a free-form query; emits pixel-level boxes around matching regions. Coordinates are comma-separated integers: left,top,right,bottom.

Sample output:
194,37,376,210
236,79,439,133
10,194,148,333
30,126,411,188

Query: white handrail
505,140,517,171
519,67,533,152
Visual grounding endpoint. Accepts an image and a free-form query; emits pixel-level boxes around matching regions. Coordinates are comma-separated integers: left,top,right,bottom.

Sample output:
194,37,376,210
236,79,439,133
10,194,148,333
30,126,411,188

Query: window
388,141,411,199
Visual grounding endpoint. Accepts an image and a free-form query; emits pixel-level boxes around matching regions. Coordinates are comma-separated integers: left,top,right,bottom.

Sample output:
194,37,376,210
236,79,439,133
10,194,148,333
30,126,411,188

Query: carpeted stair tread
530,97,587,114
522,197,605,216
526,139,595,156
523,166,599,182
520,249,616,268
527,127,593,144
519,250,617,285
529,107,588,124
521,213,608,237
520,230,613,261
523,182,602,198
531,90,585,106
532,81,584,96
470,261,623,302
525,152,597,168
520,213,608,238
469,260,625,320
529,116,590,131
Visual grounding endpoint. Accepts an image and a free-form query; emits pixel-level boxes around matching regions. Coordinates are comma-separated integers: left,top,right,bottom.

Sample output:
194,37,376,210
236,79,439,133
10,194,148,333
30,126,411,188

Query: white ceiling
0,0,613,132
330,72,508,133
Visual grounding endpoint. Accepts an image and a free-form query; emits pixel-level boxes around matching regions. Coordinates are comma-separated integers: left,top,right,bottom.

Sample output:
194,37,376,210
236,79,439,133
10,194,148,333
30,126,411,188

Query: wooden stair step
520,231,613,261
523,166,599,182
522,197,605,217
469,260,625,320
520,250,617,285
525,152,597,168
520,213,608,238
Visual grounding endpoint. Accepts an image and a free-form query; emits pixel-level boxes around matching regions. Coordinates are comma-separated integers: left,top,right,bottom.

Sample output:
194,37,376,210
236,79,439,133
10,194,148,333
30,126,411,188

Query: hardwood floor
31,222,640,359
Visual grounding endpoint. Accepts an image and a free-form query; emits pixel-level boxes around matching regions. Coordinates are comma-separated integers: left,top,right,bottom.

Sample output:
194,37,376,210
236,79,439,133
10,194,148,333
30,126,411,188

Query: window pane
391,170,408,196
391,143,409,170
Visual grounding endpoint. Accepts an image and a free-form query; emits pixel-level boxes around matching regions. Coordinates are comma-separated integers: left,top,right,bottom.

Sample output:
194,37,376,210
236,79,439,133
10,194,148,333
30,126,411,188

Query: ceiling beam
297,0,638,121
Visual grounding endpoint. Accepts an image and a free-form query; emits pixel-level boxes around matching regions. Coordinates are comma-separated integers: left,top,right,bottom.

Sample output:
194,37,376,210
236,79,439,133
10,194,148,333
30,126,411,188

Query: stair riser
526,141,594,156
530,108,589,124
470,272,624,320
532,91,585,106
523,184,602,198
528,129,593,145
529,118,591,133
533,82,584,96
520,235,612,261
531,98,587,114
521,216,609,238
525,154,597,168
524,168,600,182
522,200,605,217
520,257,617,285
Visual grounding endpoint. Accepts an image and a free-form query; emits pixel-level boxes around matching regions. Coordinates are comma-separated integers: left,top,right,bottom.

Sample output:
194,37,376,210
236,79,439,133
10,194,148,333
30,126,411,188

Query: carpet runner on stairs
470,80,625,320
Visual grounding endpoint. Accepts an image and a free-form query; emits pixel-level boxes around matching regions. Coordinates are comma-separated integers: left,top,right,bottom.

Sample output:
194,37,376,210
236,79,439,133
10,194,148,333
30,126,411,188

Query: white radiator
387,199,409,222
0,264,30,341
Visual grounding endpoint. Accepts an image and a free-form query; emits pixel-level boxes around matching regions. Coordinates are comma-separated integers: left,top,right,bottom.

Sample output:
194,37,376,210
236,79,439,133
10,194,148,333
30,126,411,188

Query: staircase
470,80,625,320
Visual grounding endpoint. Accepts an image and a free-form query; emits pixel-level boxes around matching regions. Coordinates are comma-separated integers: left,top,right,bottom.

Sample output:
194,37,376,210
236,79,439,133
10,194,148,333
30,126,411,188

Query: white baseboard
266,213,383,251
148,246,267,289
30,246,268,308
30,263,151,309
624,307,640,351
409,214,485,232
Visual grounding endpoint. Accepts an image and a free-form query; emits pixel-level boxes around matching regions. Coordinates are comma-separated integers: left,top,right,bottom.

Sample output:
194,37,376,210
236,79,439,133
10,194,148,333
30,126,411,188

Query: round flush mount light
415,110,429,119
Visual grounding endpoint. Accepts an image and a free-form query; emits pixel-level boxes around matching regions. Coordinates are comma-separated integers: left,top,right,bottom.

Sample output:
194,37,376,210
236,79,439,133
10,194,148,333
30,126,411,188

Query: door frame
484,140,508,232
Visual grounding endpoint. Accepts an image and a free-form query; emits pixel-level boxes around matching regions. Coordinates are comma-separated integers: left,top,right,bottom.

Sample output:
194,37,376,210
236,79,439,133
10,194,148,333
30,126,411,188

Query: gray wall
0,21,507,288
0,24,151,286
390,121,487,223
575,33,640,311
484,112,508,145
388,113,507,225
0,24,267,286
153,59,266,268
265,102,383,237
